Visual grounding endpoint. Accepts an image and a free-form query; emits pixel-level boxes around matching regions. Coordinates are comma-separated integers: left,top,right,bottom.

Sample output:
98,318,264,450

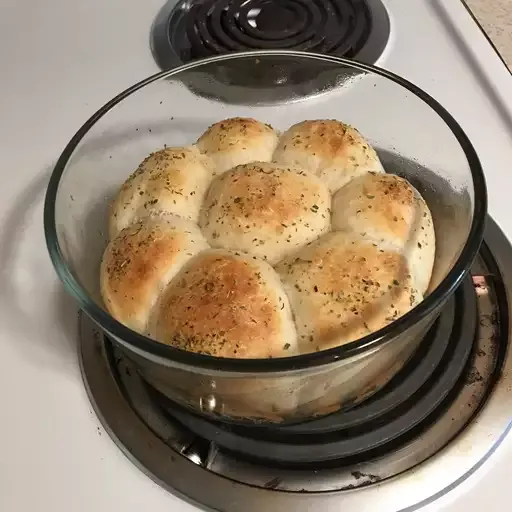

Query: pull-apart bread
101,117,435,358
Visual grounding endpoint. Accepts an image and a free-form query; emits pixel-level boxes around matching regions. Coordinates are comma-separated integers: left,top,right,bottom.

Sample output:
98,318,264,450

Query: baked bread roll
273,119,384,193
199,162,331,264
331,172,435,294
101,116,435,359
100,215,209,333
196,117,279,175
149,249,298,358
109,146,214,239
275,231,422,353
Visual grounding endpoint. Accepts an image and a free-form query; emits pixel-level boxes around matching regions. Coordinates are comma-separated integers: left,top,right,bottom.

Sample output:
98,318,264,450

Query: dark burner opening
148,276,478,467
254,2,304,33
152,0,390,69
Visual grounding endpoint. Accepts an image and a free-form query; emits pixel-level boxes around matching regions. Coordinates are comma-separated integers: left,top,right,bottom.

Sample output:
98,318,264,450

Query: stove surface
1,0,512,511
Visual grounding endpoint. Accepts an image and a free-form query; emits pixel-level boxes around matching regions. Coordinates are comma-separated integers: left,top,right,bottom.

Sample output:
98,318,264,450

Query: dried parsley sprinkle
311,204,319,212
283,343,291,350
393,279,400,286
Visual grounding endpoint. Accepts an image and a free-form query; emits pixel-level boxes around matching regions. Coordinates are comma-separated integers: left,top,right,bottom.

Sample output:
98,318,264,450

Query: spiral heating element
184,0,372,59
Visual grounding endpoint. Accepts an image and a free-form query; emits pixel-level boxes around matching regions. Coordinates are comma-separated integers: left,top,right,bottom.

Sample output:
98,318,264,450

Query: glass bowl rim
44,49,487,373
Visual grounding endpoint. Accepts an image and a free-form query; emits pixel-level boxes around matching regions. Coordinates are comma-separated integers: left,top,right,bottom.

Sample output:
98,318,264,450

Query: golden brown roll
199,162,331,264
100,215,209,334
275,231,422,353
331,172,435,294
195,117,279,175
101,116,436,361
149,249,298,358
273,119,384,193
109,145,215,239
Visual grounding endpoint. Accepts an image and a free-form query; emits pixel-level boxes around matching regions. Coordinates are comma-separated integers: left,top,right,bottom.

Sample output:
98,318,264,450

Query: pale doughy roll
331,172,435,295
275,231,423,354
273,119,384,193
109,145,215,239
199,161,331,264
100,216,209,333
149,249,298,358
195,117,279,175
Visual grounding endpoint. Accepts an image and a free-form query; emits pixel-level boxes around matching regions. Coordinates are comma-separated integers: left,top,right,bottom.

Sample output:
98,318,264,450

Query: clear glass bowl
44,51,486,424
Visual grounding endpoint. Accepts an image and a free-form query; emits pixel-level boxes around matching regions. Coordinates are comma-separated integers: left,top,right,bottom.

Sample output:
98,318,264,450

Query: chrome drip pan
78,216,512,511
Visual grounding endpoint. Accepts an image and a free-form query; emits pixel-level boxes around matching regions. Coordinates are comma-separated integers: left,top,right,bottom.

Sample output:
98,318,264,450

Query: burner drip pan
152,0,390,69
150,0,390,104
80,217,511,511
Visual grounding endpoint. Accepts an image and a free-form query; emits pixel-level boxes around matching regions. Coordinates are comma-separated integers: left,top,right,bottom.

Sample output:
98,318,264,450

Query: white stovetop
1,0,512,510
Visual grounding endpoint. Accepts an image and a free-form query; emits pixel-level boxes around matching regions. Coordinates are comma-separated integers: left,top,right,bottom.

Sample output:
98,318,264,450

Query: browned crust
196,117,276,154
102,117,435,363
276,232,421,352
333,173,417,240
152,251,292,358
201,161,329,233
101,219,203,331
276,119,375,161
